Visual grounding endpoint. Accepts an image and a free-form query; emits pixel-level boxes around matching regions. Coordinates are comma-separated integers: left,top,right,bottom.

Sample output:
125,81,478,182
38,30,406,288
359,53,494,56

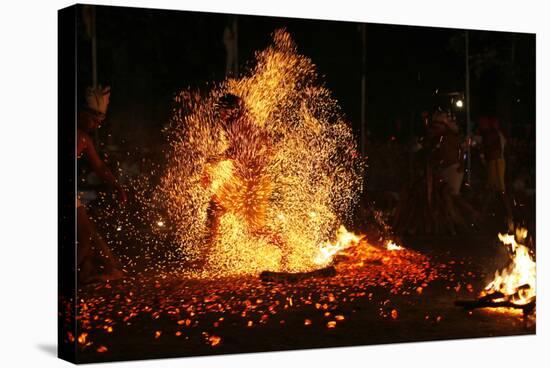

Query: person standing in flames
201,93,287,267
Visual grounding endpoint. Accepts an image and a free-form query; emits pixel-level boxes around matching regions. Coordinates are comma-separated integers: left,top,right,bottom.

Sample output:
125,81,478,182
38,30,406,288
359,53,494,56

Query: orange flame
386,240,402,251
484,228,536,305
313,226,362,266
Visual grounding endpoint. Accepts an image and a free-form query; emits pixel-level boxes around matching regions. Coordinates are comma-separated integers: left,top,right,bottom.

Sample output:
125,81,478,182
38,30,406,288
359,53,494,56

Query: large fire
482,228,536,307
158,29,364,276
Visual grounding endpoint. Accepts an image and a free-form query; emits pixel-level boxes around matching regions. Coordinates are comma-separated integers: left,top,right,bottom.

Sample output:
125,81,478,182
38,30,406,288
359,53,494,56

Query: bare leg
251,227,289,270
91,229,123,277
77,206,95,282
77,206,123,283
201,199,225,268
271,232,289,270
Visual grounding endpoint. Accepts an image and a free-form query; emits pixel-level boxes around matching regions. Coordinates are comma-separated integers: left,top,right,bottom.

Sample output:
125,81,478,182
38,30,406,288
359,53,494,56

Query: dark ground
66,231,535,364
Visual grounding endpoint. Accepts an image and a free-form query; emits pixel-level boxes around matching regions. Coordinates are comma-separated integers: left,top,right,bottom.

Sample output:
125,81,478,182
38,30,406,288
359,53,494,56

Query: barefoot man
201,93,288,268
77,85,127,283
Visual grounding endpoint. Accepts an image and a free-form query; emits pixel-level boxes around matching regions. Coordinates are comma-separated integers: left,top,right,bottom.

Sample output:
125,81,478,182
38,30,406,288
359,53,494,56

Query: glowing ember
77,332,88,345
96,345,108,353
158,29,364,276
483,228,536,306
67,239,447,356
208,335,222,346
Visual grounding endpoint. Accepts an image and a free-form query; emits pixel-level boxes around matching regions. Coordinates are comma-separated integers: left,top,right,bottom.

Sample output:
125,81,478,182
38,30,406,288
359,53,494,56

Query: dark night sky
76,4,535,146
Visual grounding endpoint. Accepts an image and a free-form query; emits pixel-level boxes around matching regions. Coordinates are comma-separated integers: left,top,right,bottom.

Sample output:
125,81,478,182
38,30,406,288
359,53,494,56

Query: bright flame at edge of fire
386,240,402,251
314,226,362,266
484,228,536,306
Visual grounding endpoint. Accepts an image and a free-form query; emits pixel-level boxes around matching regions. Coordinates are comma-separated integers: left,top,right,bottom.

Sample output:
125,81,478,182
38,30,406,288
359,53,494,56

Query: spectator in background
477,116,506,193
393,109,479,235
427,110,464,196
477,116,513,230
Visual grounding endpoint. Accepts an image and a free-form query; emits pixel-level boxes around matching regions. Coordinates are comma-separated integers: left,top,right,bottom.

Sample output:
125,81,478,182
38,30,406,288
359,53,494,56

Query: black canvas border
58,4,78,364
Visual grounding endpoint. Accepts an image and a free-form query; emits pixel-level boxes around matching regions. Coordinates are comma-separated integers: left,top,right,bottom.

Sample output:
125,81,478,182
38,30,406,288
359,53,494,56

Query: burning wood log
260,266,336,283
454,297,536,316
455,287,535,316
455,228,537,318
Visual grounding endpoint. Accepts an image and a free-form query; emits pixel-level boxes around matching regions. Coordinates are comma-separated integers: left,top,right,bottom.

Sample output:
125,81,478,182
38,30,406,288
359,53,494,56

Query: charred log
260,266,336,283
454,296,536,316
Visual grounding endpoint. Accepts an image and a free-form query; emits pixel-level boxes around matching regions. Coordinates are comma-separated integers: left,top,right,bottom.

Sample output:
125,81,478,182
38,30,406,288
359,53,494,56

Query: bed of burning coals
63,230,535,361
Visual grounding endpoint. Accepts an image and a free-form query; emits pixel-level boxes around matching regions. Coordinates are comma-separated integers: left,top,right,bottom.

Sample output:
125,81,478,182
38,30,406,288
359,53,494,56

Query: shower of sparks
157,29,364,276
